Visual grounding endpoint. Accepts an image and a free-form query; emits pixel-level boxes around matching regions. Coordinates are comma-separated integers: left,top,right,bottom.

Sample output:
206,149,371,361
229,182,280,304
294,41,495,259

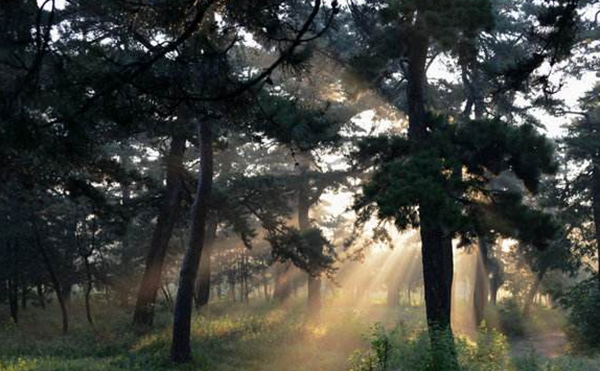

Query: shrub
348,323,513,371
561,278,600,352
497,299,526,337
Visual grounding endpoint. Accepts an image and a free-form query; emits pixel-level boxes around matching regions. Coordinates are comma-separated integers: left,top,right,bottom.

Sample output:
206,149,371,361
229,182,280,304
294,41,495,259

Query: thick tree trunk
170,120,213,363
273,262,293,302
298,152,322,315
133,134,186,327
419,215,454,331
308,276,321,313
195,218,217,310
407,27,458,369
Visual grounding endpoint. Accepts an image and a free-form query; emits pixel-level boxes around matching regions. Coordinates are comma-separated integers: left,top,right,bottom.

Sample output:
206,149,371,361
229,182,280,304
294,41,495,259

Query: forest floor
510,330,567,358
0,299,599,371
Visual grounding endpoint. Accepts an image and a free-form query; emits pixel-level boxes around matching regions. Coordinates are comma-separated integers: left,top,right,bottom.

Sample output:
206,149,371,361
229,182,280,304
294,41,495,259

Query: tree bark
473,238,490,326
133,134,186,327
7,279,18,324
83,255,94,327
194,218,217,310
298,151,322,315
387,280,400,308
170,120,213,363
407,25,458,369
523,269,545,317
32,218,69,335
592,164,600,283
273,262,293,302
36,283,46,309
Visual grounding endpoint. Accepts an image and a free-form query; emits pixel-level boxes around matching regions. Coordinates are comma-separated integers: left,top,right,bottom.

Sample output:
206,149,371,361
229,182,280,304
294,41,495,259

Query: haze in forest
2,1,600,371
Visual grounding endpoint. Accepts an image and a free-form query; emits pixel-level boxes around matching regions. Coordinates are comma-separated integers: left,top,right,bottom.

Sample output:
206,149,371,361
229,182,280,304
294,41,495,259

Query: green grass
1,300,600,371
0,299,371,371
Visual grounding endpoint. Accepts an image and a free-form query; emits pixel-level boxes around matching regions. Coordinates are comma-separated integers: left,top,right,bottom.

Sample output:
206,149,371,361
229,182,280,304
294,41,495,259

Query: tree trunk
133,134,186,327
195,218,217,310
273,262,293,302
37,283,46,309
592,164,600,283
407,26,458,369
297,152,322,315
21,286,28,310
308,276,321,313
32,218,69,335
387,281,400,308
83,255,94,327
473,238,489,326
489,282,499,305
170,120,213,363
262,272,270,301
229,276,236,302
524,269,545,317
7,279,18,324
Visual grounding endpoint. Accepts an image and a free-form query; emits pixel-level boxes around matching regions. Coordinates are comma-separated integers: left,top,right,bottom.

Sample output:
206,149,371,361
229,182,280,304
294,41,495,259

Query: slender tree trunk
473,238,489,326
32,218,69,335
195,218,217,310
407,26,458,369
7,279,18,324
162,285,174,311
37,283,46,309
229,276,236,302
83,255,94,327
21,286,28,310
387,281,400,308
524,269,546,317
133,134,186,327
170,120,213,363
592,164,600,283
262,272,270,301
489,283,499,305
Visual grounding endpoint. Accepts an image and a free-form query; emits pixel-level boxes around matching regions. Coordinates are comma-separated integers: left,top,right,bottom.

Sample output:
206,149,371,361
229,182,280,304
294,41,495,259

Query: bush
348,323,512,371
561,278,600,352
497,299,526,337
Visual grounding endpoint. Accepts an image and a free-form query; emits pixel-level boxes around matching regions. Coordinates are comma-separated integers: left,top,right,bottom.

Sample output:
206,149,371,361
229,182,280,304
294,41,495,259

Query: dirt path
510,330,568,358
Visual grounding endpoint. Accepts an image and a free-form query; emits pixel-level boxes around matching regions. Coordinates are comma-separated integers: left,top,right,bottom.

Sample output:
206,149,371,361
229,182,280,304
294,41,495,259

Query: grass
1,299,600,370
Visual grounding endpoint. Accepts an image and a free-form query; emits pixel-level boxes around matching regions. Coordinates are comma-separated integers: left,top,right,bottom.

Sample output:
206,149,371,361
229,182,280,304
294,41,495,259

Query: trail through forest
510,329,567,357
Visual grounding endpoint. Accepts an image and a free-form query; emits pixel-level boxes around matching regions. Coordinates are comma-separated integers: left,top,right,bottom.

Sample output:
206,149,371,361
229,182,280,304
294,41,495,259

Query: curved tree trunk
170,120,213,363
133,134,186,327
194,218,217,310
